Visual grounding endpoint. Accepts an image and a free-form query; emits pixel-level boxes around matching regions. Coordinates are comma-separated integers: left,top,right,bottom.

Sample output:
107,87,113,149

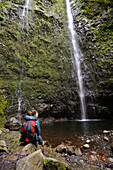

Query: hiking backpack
21,120,37,142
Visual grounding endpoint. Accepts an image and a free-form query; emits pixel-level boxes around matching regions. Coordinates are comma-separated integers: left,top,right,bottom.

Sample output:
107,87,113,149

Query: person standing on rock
20,109,46,149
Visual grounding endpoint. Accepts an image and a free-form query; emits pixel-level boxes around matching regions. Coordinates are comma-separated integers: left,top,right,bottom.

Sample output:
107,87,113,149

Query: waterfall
16,71,23,122
20,0,31,31
16,0,32,122
65,0,87,120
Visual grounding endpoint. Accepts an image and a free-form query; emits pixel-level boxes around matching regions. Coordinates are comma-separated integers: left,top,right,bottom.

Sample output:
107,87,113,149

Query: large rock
16,149,72,170
5,117,21,130
0,140,8,152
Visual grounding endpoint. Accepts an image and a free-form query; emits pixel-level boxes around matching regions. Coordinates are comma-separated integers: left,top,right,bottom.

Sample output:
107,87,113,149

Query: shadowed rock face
0,0,113,119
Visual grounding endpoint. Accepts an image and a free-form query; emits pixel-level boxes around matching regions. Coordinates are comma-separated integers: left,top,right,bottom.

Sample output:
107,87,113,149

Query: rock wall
70,0,113,119
0,0,113,119
0,0,78,119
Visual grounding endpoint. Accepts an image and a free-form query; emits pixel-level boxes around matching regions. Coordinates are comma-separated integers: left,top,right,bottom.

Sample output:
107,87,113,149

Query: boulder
16,149,72,170
55,144,67,153
5,117,21,130
0,140,8,152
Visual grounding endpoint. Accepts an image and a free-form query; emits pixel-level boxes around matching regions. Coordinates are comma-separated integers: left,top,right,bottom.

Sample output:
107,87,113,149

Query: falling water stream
66,0,86,120
21,0,31,31
16,0,32,122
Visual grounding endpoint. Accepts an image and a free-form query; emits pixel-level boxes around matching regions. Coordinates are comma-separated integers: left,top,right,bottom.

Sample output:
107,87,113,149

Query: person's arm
35,120,41,135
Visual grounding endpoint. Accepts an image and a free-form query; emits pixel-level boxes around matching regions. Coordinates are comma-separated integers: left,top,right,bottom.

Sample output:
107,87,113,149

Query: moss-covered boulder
5,117,21,130
16,149,72,170
0,128,21,152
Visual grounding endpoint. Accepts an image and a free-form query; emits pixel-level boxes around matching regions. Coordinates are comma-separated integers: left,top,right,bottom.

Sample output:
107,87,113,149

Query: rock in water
103,136,109,141
83,144,90,149
5,117,21,130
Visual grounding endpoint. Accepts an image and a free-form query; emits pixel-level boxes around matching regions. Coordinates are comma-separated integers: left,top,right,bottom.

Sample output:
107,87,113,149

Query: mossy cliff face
0,0,77,119
0,0,113,119
71,0,113,118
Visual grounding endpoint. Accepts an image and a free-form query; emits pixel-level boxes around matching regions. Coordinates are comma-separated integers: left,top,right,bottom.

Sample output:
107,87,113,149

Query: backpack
21,120,37,143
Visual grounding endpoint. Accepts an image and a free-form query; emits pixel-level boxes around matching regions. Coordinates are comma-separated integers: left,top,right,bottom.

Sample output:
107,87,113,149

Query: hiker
21,110,45,149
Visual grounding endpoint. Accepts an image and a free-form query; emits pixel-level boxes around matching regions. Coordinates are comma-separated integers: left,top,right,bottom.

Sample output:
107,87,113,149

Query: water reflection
41,120,113,146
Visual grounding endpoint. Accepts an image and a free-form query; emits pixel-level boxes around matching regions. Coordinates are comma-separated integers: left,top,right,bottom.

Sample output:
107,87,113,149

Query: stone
55,144,67,153
83,144,90,149
0,128,9,133
5,117,21,131
103,130,110,134
103,136,109,141
0,130,2,135
110,142,113,152
21,143,36,156
13,146,24,155
79,160,84,164
0,140,8,152
75,148,82,156
67,147,75,155
16,149,72,170
109,158,113,163
86,139,91,143
3,155,18,161
16,149,44,170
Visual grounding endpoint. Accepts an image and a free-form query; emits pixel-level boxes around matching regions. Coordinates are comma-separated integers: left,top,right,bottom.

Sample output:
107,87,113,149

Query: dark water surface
41,119,113,147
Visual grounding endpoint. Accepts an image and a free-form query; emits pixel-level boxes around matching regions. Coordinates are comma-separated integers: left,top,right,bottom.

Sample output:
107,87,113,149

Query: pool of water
41,119,113,147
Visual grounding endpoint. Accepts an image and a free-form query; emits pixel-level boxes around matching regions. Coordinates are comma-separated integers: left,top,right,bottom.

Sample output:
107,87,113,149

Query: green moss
44,159,72,170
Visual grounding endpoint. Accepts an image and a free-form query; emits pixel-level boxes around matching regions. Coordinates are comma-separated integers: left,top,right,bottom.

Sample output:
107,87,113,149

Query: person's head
31,109,38,118
27,111,32,116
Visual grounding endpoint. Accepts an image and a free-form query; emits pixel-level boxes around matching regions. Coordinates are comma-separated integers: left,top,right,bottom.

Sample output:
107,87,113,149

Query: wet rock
55,144,66,153
103,130,110,134
21,143,36,156
79,160,84,164
5,117,21,131
86,139,91,143
75,148,82,156
16,149,72,170
83,144,90,149
0,140,8,152
67,146,75,155
109,158,113,163
103,136,109,141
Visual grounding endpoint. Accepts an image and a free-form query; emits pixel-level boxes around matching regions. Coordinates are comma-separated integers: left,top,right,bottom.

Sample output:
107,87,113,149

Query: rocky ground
0,117,113,169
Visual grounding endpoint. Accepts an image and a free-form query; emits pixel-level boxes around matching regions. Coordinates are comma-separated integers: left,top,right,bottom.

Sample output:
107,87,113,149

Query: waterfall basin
41,119,113,147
